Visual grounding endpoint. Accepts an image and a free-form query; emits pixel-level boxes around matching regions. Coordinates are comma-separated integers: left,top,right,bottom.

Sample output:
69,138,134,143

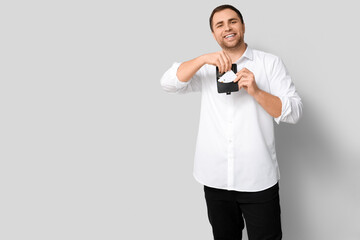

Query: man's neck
223,43,247,63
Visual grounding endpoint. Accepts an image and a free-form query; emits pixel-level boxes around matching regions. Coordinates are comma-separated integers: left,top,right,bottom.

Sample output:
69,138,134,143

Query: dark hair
209,4,244,32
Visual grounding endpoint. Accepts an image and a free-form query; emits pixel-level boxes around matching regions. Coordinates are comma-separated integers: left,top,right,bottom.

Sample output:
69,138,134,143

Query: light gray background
1,0,359,239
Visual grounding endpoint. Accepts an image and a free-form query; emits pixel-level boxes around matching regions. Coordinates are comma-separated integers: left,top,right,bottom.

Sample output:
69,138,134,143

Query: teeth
225,34,235,38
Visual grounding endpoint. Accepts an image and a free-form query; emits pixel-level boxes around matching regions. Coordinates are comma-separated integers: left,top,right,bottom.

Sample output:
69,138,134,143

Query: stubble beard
220,36,244,52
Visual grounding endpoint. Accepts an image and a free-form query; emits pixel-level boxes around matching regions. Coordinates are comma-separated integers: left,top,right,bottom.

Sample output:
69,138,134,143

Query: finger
219,52,228,73
239,70,255,84
219,52,226,72
233,73,242,83
238,80,249,90
241,68,254,77
234,72,248,82
238,78,249,85
216,59,223,74
217,55,225,73
234,72,247,82
239,75,252,85
238,81,245,89
222,51,232,71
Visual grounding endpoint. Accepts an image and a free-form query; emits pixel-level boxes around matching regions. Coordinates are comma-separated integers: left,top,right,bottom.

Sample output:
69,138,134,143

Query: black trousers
204,183,282,240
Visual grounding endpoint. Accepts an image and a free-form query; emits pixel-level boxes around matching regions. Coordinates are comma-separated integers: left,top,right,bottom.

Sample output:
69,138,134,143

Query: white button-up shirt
161,46,302,191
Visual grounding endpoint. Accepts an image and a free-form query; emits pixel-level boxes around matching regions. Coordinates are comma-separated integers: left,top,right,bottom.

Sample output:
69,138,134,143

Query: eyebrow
214,18,239,26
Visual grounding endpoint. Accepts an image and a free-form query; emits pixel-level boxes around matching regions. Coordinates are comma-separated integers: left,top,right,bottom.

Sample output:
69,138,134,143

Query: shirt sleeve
268,56,303,124
160,62,202,94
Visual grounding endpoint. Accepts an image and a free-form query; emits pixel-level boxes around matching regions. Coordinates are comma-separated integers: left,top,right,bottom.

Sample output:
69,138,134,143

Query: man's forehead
213,8,239,22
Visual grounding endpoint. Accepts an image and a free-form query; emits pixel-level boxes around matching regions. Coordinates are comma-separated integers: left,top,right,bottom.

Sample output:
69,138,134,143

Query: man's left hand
234,68,260,97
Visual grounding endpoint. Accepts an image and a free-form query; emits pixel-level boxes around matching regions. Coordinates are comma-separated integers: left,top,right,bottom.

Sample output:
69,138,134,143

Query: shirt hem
193,171,280,192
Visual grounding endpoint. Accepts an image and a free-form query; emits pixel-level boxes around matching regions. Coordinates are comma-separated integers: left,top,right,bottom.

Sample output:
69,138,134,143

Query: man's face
211,9,245,50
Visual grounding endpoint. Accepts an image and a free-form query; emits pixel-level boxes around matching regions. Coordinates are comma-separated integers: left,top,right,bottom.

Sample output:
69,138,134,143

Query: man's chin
221,41,243,50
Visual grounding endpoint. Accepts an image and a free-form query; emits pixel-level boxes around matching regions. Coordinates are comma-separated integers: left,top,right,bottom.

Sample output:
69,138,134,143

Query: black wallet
216,64,239,95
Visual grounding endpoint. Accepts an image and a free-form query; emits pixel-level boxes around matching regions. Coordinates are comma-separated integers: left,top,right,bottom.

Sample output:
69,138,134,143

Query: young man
161,4,302,240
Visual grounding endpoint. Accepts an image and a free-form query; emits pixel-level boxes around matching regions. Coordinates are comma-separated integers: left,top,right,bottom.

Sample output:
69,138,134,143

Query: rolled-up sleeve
268,56,303,124
160,62,202,94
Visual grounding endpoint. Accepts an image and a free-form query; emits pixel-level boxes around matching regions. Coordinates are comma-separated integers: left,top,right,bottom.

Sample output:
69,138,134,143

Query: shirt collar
235,44,253,63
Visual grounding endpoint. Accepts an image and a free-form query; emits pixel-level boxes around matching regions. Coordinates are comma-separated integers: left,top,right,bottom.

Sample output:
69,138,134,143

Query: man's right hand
202,51,232,74
177,51,232,83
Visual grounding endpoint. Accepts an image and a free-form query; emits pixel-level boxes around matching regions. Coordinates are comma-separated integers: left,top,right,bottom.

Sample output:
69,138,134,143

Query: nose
224,23,232,31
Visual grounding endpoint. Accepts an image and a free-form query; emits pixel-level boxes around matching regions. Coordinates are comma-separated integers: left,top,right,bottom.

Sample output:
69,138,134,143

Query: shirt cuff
274,96,292,124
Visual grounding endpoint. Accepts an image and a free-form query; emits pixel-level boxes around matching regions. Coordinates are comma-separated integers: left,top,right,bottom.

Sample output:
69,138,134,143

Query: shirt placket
227,96,235,189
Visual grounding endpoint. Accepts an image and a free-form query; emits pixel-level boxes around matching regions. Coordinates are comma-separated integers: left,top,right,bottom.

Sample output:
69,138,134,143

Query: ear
242,23,245,34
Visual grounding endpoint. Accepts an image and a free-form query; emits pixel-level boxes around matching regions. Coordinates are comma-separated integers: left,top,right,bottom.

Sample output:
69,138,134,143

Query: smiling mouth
224,34,235,39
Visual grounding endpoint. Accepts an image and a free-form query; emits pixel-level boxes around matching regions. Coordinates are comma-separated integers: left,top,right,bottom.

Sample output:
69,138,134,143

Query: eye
216,24,223,28
231,20,237,24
